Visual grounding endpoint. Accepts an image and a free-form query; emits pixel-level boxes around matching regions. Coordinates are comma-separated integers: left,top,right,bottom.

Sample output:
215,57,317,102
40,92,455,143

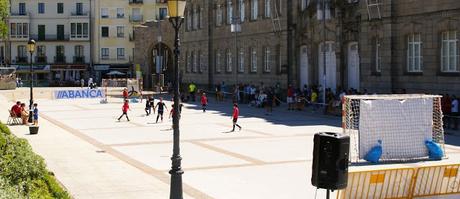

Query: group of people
10,101,39,125
80,78,97,89
442,94,459,130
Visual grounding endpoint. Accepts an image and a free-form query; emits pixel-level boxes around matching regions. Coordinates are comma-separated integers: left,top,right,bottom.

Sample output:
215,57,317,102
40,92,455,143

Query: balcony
30,34,70,41
54,56,66,64
71,11,89,16
129,15,143,22
35,56,47,63
15,56,28,64
10,12,29,17
129,0,143,4
73,56,85,64
101,56,110,60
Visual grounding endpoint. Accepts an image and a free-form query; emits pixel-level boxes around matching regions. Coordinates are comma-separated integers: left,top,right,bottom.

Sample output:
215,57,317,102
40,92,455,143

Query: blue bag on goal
425,140,443,160
364,140,382,163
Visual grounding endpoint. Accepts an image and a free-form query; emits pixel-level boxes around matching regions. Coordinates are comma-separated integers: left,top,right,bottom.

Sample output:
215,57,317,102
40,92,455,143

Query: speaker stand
326,189,330,199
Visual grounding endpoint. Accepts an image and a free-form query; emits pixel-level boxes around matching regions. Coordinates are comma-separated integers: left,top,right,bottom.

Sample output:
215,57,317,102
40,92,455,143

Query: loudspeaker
311,132,350,190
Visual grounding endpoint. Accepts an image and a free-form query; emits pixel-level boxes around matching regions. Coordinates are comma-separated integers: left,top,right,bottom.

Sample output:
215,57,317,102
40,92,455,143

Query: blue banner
54,89,105,99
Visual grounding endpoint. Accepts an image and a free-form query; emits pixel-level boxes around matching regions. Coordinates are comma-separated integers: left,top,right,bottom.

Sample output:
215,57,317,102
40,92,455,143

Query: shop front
13,65,51,87
50,64,87,86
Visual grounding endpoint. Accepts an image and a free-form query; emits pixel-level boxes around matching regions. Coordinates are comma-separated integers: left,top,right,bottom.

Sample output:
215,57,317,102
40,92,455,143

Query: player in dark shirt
154,98,168,123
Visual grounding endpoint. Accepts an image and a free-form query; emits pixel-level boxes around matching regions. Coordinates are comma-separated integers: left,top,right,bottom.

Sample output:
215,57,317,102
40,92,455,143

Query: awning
110,64,132,70
12,64,50,73
51,65,87,71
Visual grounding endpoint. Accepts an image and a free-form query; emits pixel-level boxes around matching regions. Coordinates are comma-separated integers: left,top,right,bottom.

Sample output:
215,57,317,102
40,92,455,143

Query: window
192,51,198,72
216,50,222,73
117,26,124,38
199,8,203,29
101,48,109,60
441,31,459,72
193,8,198,30
407,34,423,72
317,0,331,20
17,45,27,58
240,0,245,22
71,23,89,38
55,45,65,63
57,3,64,14
264,47,271,72
216,5,223,26
117,48,125,60
374,39,381,73
264,0,271,17
117,8,124,18
159,8,168,20
251,48,258,72
19,3,26,15
199,51,205,72
228,1,233,24
300,0,309,11
251,0,258,20
38,3,45,14
186,10,192,31
101,26,109,37
226,50,232,72
76,3,83,15
239,48,245,72
37,46,46,57
10,23,28,38
101,8,109,18
75,45,84,57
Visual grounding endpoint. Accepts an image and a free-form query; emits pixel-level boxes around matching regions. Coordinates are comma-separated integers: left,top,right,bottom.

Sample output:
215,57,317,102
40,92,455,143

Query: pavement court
1,88,460,199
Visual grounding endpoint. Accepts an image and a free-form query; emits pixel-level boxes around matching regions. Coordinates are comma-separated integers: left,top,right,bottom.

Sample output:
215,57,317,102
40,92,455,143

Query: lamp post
167,1,186,199
27,39,36,123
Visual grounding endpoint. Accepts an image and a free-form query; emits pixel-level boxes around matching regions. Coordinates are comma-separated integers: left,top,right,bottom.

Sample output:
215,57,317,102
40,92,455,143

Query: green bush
0,122,71,199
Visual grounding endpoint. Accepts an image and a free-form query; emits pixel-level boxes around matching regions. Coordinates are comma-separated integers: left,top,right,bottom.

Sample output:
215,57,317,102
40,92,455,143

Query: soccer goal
342,94,445,163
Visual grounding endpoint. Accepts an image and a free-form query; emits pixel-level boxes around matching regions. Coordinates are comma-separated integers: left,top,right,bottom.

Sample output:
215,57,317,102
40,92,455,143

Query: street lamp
27,39,36,123
167,0,186,199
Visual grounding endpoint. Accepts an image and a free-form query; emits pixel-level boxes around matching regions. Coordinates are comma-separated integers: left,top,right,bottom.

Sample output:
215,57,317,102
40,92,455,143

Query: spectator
215,83,223,102
20,103,29,125
287,85,295,110
188,82,197,102
80,79,85,88
11,101,22,117
88,78,93,89
451,96,459,130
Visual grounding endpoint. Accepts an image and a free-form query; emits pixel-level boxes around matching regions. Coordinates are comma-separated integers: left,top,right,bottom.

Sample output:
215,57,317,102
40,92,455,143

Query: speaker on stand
311,132,350,199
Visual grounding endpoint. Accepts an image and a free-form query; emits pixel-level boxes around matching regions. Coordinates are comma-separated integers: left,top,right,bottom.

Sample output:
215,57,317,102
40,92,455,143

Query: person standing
287,85,295,110
231,103,242,132
88,78,93,89
145,97,153,116
188,82,197,102
155,98,168,123
20,103,29,125
118,99,131,122
201,93,208,112
32,103,39,126
80,78,85,88
451,96,459,130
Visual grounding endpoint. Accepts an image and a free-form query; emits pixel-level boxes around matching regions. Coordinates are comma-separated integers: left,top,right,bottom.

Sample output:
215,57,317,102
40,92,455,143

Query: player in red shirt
201,93,208,112
118,99,131,121
231,103,242,132
122,88,129,100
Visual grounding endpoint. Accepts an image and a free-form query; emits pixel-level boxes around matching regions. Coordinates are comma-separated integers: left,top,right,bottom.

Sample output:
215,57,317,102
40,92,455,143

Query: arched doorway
150,43,173,87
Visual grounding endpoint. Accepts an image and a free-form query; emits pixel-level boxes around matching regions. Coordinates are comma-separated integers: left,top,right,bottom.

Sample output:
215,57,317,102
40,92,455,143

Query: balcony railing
54,56,66,63
101,56,110,60
129,0,143,4
129,15,143,22
10,12,29,16
35,56,47,63
71,11,89,16
16,56,28,63
73,56,85,64
30,34,70,41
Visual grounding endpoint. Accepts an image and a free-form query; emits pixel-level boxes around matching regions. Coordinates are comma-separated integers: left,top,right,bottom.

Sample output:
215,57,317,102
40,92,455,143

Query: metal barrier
337,164,460,199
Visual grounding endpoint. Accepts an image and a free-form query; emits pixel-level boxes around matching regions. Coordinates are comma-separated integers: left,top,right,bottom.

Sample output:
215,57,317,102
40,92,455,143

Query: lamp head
167,0,186,18
27,39,36,54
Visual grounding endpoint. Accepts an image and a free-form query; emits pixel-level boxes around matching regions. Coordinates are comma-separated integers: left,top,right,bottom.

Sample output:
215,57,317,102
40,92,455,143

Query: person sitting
20,103,29,125
11,101,22,117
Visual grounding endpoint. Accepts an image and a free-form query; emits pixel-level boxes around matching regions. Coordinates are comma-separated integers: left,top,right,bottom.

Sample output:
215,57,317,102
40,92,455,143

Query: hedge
0,122,71,199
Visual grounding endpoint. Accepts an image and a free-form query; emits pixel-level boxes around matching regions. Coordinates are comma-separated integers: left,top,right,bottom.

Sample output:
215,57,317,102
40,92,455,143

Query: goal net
342,94,445,163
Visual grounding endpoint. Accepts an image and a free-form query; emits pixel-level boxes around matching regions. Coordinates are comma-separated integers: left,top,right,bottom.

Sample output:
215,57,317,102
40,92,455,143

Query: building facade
91,0,168,82
6,0,91,86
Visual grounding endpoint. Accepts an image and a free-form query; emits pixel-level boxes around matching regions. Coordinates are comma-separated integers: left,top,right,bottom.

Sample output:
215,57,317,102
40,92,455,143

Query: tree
0,0,8,39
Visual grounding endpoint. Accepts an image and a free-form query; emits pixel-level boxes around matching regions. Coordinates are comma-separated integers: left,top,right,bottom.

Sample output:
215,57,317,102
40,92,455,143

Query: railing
16,56,28,63
54,56,66,63
101,56,110,60
35,56,47,63
129,15,143,22
73,56,85,64
30,34,70,41
129,0,144,4
10,12,29,16
71,11,89,16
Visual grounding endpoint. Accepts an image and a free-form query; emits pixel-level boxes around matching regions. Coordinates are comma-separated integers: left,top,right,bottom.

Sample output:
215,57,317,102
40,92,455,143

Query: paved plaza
1,88,460,199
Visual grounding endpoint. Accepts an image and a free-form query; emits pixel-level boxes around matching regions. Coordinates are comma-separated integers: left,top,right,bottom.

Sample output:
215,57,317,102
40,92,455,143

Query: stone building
134,0,293,89
134,0,460,95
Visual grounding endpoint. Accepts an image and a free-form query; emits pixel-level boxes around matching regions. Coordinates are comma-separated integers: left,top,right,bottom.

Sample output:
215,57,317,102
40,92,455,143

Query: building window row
70,23,89,38
185,50,205,73
186,5,202,31
16,2,84,15
15,45,85,63
101,26,125,38
215,0,277,27
10,23,29,38
373,31,459,74
214,46,273,74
